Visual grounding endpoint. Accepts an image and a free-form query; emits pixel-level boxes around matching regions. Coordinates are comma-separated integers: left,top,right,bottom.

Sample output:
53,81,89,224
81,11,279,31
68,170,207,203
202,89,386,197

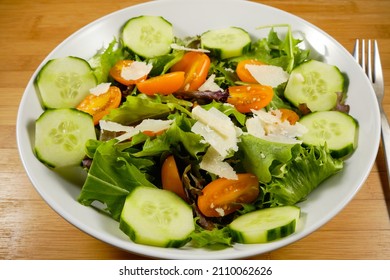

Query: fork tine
353,39,367,74
353,39,378,83
353,39,359,62
362,39,366,75
367,39,373,82
374,40,383,84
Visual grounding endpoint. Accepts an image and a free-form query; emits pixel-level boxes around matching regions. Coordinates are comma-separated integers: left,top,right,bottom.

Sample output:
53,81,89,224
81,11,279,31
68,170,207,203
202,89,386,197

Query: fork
353,39,390,185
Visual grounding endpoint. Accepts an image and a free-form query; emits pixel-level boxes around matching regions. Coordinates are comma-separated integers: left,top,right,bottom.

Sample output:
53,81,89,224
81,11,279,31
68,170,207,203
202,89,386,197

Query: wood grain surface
1,0,389,260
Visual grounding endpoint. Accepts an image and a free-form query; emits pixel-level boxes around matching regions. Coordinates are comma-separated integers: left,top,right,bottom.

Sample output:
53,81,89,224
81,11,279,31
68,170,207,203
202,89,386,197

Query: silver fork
353,39,390,185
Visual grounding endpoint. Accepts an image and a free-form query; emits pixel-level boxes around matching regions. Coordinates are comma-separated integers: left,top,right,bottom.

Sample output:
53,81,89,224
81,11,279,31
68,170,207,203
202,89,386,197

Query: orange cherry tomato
278,108,300,125
142,130,165,137
236,59,265,83
170,51,211,91
109,60,149,86
197,173,259,217
161,155,187,201
227,84,274,113
136,71,185,95
76,86,122,125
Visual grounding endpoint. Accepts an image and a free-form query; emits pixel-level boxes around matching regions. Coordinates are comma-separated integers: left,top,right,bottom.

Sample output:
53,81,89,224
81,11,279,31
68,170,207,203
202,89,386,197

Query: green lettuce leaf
78,139,156,220
190,222,232,249
131,133,171,158
103,94,192,126
265,145,343,206
88,38,125,83
165,113,208,159
227,25,310,73
238,134,300,183
208,60,238,88
254,25,310,72
103,94,172,125
147,51,184,76
118,112,208,159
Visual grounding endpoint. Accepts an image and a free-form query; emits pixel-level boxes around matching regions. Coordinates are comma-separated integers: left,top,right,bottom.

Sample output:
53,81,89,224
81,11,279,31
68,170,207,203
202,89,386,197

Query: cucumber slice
119,186,195,248
228,206,300,244
284,60,345,112
298,111,358,158
34,108,96,168
35,56,97,109
200,27,251,59
122,15,174,58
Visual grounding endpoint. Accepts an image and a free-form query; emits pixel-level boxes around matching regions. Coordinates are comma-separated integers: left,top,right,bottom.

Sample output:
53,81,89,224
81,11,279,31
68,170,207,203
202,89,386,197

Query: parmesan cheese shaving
89,83,111,96
99,120,134,132
191,106,242,158
134,119,173,133
245,64,290,87
192,106,237,138
99,119,173,143
246,109,307,144
199,147,238,180
120,61,153,81
198,74,223,92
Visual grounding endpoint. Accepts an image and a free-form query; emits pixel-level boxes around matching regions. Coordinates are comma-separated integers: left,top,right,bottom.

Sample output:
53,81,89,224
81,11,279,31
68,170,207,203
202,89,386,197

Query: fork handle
380,108,390,185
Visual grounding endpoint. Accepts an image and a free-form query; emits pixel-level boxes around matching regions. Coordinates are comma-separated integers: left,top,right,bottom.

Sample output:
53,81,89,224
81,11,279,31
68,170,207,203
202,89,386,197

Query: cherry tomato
142,130,165,137
109,60,149,86
197,173,259,217
76,86,121,125
227,84,273,113
161,155,187,201
170,51,210,91
236,59,265,83
277,108,300,125
136,71,185,95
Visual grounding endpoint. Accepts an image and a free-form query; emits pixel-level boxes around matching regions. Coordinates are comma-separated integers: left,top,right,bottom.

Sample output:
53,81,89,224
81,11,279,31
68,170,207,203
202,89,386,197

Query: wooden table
1,0,389,260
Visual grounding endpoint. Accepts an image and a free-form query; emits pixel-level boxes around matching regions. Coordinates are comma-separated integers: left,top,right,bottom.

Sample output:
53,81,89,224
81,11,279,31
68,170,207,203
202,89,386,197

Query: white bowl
16,0,380,259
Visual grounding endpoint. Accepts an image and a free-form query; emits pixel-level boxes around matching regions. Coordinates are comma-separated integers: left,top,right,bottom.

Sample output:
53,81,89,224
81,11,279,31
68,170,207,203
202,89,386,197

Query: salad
33,15,358,248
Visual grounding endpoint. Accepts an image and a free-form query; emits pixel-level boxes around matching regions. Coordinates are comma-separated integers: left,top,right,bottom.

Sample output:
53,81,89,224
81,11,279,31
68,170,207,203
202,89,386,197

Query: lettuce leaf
131,133,171,158
78,139,156,220
103,94,192,126
190,222,232,249
103,94,172,126
238,134,300,183
88,38,125,83
265,145,343,206
165,113,208,159
252,25,310,72
147,51,184,76
118,112,208,159
238,134,343,206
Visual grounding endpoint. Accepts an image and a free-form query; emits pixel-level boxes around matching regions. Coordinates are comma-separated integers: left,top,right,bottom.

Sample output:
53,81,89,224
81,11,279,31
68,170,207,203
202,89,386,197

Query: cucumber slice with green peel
284,60,345,112
122,15,174,58
298,111,358,158
200,27,251,59
35,56,97,109
228,206,300,244
119,186,195,248
34,108,97,168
